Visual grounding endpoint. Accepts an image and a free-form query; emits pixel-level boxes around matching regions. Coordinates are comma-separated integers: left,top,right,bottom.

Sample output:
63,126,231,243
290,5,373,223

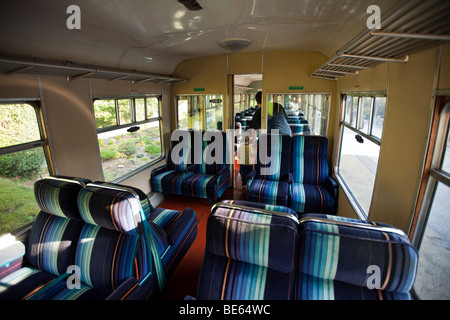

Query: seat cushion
151,169,193,195
247,179,289,206
182,173,218,201
296,273,412,300
0,267,58,300
291,183,336,214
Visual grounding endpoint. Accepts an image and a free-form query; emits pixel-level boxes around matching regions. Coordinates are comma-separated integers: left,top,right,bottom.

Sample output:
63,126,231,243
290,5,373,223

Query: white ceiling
0,0,405,76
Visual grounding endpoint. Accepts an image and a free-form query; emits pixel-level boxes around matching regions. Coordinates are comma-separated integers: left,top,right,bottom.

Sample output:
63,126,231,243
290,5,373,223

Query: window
176,95,223,130
267,93,331,136
0,102,51,235
336,94,387,218
413,100,450,300
93,96,162,182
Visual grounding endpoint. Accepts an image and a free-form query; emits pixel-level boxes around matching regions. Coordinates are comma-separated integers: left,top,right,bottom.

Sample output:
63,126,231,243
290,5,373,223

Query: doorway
231,74,262,190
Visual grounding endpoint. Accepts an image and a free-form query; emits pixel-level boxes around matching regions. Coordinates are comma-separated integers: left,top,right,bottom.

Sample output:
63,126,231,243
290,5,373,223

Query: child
237,135,256,186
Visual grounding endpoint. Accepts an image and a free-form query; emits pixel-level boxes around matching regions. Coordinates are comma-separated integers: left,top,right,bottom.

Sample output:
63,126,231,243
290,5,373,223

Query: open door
231,74,262,190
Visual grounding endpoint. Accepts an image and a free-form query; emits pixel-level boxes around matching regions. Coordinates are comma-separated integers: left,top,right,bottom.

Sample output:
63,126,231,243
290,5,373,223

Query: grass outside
0,177,39,235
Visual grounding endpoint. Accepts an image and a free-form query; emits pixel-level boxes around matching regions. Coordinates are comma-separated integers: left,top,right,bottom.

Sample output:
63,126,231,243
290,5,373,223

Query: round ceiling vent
218,38,252,52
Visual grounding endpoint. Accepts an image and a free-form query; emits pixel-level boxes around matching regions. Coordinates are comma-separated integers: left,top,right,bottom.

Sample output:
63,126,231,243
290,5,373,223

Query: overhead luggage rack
0,55,187,85
311,0,450,80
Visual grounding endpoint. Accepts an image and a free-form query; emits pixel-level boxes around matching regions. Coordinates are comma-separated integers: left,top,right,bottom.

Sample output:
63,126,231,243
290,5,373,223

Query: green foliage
145,144,161,154
0,177,40,235
94,100,116,128
0,149,45,179
119,141,137,155
0,104,41,148
100,149,117,160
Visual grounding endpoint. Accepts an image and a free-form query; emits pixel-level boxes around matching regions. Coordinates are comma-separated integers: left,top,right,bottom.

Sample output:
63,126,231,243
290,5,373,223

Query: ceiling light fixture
218,37,252,52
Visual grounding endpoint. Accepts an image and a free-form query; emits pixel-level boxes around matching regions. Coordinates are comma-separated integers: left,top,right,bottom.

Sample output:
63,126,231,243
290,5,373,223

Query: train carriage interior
0,0,449,308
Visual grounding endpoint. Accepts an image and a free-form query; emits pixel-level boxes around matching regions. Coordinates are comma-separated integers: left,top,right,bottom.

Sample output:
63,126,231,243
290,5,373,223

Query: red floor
158,168,247,300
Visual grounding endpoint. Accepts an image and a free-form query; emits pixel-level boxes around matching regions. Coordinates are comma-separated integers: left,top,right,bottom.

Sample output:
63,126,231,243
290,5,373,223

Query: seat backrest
196,201,298,300
297,214,418,296
254,134,291,181
291,135,329,184
167,129,195,172
196,130,228,175
26,176,89,276
75,182,168,294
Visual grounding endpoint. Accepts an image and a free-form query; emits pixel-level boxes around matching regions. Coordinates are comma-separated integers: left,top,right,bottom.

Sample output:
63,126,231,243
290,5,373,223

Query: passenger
250,92,291,135
237,135,255,186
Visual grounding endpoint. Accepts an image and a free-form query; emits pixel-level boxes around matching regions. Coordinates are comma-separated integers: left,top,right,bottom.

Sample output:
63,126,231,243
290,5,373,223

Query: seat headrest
298,214,418,293
207,202,298,273
34,176,91,220
77,182,151,235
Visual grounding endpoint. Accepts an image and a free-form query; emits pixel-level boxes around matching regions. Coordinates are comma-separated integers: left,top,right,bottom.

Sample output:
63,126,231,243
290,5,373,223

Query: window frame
0,99,53,236
335,92,387,219
411,97,450,299
93,94,163,182
0,99,53,170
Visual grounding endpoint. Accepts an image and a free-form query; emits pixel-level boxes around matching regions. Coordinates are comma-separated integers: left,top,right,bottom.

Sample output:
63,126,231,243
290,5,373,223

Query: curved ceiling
0,0,411,76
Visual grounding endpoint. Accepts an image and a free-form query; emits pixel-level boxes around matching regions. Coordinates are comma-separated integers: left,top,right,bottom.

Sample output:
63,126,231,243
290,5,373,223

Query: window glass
358,97,373,134
118,99,132,125
415,181,450,299
176,95,223,131
414,106,450,300
338,126,380,214
267,93,330,136
94,99,116,129
372,97,386,139
146,97,159,119
0,103,50,235
94,96,162,182
135,98,146,122
337,94,386,218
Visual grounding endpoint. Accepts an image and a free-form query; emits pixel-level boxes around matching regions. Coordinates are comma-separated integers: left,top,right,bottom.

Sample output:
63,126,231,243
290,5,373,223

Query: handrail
212,202,299,224
298,216,408,238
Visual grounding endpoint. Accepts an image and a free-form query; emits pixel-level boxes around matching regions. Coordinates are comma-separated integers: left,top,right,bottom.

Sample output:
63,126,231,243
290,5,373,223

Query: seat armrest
325,176,338,197
151,164,169,178
216,165,230,176
185,163,198,173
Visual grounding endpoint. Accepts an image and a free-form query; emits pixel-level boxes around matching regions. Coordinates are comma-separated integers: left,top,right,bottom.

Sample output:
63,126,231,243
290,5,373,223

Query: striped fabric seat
290,135,337,214
247,134,291,206
67,182,169,300
151,129,196,196
196,201,298,300
0,176,88,300
297,214,418,300
181,130,230,204
149,207,198,277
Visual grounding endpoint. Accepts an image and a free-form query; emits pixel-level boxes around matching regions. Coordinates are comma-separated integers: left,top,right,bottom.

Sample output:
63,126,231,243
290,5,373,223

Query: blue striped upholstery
247,134,291,206
151,130,196,195
290,135,337,214
34,176,90,220
74,182,168,298
196,201,298,300
0,177,87,300
247,179,290,206
297,214,418,300
150,207,198,276
181,130,230,203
